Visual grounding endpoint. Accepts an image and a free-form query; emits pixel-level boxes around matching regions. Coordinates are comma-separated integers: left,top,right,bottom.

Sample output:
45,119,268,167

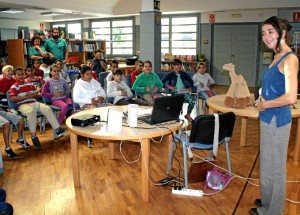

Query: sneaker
5,148,17,159
31,136,41,148
254,199,262,207
16,139,31,149
56,127,67,138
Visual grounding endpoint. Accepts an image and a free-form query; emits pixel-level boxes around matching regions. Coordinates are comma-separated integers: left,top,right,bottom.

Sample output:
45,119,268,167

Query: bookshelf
67,39,106,66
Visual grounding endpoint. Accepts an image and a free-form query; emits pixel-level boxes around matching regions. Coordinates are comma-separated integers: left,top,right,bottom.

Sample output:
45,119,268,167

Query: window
161,15,198,55
91,18,134,56
52,22,82,39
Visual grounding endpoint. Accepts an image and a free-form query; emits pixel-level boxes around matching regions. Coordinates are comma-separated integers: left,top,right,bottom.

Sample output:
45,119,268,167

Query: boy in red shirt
0,65,16,101
10,67,67,148
130,60,143,85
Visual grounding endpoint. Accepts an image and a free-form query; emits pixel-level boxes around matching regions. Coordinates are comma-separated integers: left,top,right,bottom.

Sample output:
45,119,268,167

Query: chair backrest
6,91,18,110
189,112,236,144
70,88,81,113
124,74,132,88
98,72,109,88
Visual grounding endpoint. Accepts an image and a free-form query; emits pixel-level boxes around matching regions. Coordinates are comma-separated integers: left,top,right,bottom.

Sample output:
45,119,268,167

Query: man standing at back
44,28,69,64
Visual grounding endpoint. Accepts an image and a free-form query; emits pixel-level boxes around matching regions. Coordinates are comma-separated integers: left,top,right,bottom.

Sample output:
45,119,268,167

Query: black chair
98,72,109,88
166,112,236,188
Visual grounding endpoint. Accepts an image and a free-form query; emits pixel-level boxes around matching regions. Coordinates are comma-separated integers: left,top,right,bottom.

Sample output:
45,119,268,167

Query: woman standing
251,16,299,215
28,36,47,64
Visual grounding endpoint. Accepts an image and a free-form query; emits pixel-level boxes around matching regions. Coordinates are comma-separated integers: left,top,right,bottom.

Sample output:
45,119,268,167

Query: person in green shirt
28,36,47,64
132,60,163,105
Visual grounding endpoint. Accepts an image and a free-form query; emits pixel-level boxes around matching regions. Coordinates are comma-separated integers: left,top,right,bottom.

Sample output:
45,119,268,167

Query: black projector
71,114,100,127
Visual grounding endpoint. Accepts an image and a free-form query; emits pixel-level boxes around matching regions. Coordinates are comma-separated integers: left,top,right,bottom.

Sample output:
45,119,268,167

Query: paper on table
138,107,153,116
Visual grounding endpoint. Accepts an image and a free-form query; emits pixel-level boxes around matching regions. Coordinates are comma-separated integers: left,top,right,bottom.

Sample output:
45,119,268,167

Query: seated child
32,59,44,79
107,69,146,105
86,59,99,80
10,67,67,148
106,60,125,82
56,59,71,86
41,65,72,124
24,64,44,92
193,62,217,100
73,66,106,110
162,59,195,123
131,60,143,85
132,60,163,106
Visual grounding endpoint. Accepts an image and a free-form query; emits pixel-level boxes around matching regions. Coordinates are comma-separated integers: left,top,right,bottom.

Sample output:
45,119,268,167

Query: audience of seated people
130,60,143,86
107,69,146,106
132,60,163,106
73,66,106,110
9,67,67,148
162,59,195,123
193,62,217,100
41,65,72,124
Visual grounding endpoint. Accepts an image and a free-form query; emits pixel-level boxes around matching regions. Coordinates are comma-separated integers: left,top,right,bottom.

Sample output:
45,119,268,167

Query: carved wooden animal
222,63,251,108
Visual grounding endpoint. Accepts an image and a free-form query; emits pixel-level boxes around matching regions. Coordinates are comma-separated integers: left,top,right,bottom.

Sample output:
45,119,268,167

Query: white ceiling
0,0,299,22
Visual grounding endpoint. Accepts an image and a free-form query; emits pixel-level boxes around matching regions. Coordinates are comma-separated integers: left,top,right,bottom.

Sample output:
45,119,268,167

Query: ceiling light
41,12,63,16
0,8,24,14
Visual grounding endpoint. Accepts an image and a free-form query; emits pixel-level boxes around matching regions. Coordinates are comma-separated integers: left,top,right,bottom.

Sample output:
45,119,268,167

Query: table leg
70,132,80,187
240,117,248,147
141,138,150,202
167,134,174,168
293,118,300,163
108,141,115,159
208,107,217,114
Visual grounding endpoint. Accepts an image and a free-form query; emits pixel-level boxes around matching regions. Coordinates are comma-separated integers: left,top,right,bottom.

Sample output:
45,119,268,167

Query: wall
0,19,49,30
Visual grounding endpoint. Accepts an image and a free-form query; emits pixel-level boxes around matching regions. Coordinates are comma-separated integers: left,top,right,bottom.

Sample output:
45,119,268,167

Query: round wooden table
66,106,183,201
207,94,300,163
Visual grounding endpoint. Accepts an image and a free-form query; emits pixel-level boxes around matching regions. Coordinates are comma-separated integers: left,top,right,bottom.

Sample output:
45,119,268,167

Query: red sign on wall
293,12,300,22
209,14,215,23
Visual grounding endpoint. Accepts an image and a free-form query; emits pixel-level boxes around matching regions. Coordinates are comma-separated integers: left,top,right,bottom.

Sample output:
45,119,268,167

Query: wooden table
66,106,183,201
207,94,300,163
118,64,135,76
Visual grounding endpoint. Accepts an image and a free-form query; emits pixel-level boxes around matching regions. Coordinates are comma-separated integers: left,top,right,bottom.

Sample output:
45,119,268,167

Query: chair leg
166,140,176,175
183,143,189,189
225,142,232,176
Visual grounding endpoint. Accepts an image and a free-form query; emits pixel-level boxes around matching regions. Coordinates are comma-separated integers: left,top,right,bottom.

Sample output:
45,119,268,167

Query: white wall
201,9,278,23
0,19,50,30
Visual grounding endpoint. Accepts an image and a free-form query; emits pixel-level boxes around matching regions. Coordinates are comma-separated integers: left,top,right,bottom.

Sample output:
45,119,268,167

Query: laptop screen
146,94,184,124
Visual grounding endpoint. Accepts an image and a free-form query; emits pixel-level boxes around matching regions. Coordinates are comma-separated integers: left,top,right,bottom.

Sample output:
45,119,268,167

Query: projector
71,114,100,127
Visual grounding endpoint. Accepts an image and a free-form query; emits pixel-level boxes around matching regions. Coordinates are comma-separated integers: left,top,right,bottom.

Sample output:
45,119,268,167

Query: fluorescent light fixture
41,12,63,16
0,8,24,14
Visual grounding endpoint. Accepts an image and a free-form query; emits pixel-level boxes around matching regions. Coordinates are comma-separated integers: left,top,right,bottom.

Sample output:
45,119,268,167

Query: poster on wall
293,12,300,22
209,14,215,23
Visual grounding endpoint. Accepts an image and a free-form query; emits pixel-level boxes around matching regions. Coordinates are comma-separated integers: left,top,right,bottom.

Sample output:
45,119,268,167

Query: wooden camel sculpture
223,63,251,108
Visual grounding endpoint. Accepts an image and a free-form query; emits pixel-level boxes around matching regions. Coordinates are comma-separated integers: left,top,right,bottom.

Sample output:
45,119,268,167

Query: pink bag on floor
204,167,232,191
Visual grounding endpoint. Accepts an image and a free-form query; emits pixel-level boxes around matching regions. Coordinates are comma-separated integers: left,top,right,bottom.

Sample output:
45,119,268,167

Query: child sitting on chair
73,65,106,110
10,67,67,148
132,60,163,106
24,64,44,93
107,69,145,106
41,65,72,124
193,62,217,100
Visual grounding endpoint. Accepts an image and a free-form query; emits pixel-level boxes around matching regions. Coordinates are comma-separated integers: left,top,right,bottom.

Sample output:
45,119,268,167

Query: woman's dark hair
31,35,42,45
262,16,292,52
78,65,92,79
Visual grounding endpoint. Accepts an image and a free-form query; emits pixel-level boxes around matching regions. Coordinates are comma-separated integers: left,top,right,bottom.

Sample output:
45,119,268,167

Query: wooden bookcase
67,39,106,66
7,39,27,67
